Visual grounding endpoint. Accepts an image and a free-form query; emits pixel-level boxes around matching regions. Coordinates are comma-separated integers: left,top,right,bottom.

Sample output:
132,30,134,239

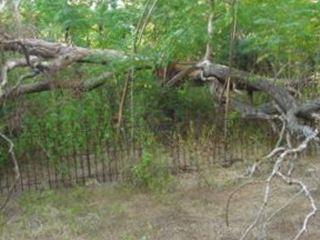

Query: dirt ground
0,160,320,240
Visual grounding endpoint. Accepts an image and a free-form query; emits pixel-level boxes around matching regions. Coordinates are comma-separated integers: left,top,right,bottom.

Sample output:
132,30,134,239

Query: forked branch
0,133,20,212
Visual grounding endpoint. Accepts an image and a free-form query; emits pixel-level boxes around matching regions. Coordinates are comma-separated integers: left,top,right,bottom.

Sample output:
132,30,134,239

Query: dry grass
0,157,320,240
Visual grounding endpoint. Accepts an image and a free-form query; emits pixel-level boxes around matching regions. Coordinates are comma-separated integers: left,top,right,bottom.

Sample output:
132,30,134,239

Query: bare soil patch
1,159,320,240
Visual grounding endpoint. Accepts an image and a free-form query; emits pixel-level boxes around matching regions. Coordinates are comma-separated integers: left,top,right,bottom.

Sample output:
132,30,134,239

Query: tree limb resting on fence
1,33,320,138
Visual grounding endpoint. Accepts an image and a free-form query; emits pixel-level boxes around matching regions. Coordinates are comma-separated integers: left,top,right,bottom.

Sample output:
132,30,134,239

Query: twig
0,56,41,98
239,160,280,240
0,133,20,212
116,72,131,132
263,147,286,159
275,116,286,148
239,129,318,240
136,0,159,49
277,171,317,240
204,0,214,61
245,115,284,177
286,132,298,176
225,180,265,227
266,189,304,223
264,116,287,159
116,0,158,132
165,65,196,87
223,0,237,155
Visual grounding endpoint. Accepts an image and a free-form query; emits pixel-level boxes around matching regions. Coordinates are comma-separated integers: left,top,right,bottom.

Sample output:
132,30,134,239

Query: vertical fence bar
68,153,73,186
65,137,72,186
121,141,126,181
101,142,106,183
0,165,3,193
0,165,5,193
115,143,119,181
132,139,137,168
32,132,39,190
80,147,86,185
53,142,59,189
57,149,65,187
113,143,118,181
39,123,49,189
93,137,99,182
118,142,122,181
100,138,107,183
0,164,5,193
85,129,92,178
10,154,17,192
5,161,10,193
25,152,31,191
106,140,112,181
114,142,117,181
72,145,78,185
32,154,38,191
38,148,45,190
177,139,181,171
45,148,52,189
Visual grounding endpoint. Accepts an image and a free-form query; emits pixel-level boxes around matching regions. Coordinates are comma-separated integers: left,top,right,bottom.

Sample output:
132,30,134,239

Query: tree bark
1,35,319,138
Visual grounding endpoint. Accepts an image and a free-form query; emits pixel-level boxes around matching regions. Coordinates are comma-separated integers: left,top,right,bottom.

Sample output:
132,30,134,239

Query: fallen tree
1,31,319,239
1,34,319,139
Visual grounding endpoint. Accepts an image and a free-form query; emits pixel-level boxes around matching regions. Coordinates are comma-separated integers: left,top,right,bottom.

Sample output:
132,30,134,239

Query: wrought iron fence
1,123,319,193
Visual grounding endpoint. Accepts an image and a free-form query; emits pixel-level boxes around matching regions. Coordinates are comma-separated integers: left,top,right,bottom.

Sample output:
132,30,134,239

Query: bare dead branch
277,171,317,240
286,132,298,176
136,0,159,48
0,132,20,212
266,189,304,223
0,38,125,61
225,180,265,227
165,66,197,87
275,116,286,148
240,129,318,240
204,0,214,61
1,35,319,139
0,71,113,101
0,56,39,94
117,73,131,131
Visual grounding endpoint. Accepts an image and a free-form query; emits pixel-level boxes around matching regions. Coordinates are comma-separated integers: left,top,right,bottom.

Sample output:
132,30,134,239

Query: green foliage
131,142,173,192
237,0,320,74
1,0,319,171
131,149,153,187
13,87,115,164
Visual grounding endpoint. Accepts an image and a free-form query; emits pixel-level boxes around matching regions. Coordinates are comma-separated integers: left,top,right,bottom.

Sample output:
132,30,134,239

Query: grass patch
0,184,135,240
1,158,320,240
